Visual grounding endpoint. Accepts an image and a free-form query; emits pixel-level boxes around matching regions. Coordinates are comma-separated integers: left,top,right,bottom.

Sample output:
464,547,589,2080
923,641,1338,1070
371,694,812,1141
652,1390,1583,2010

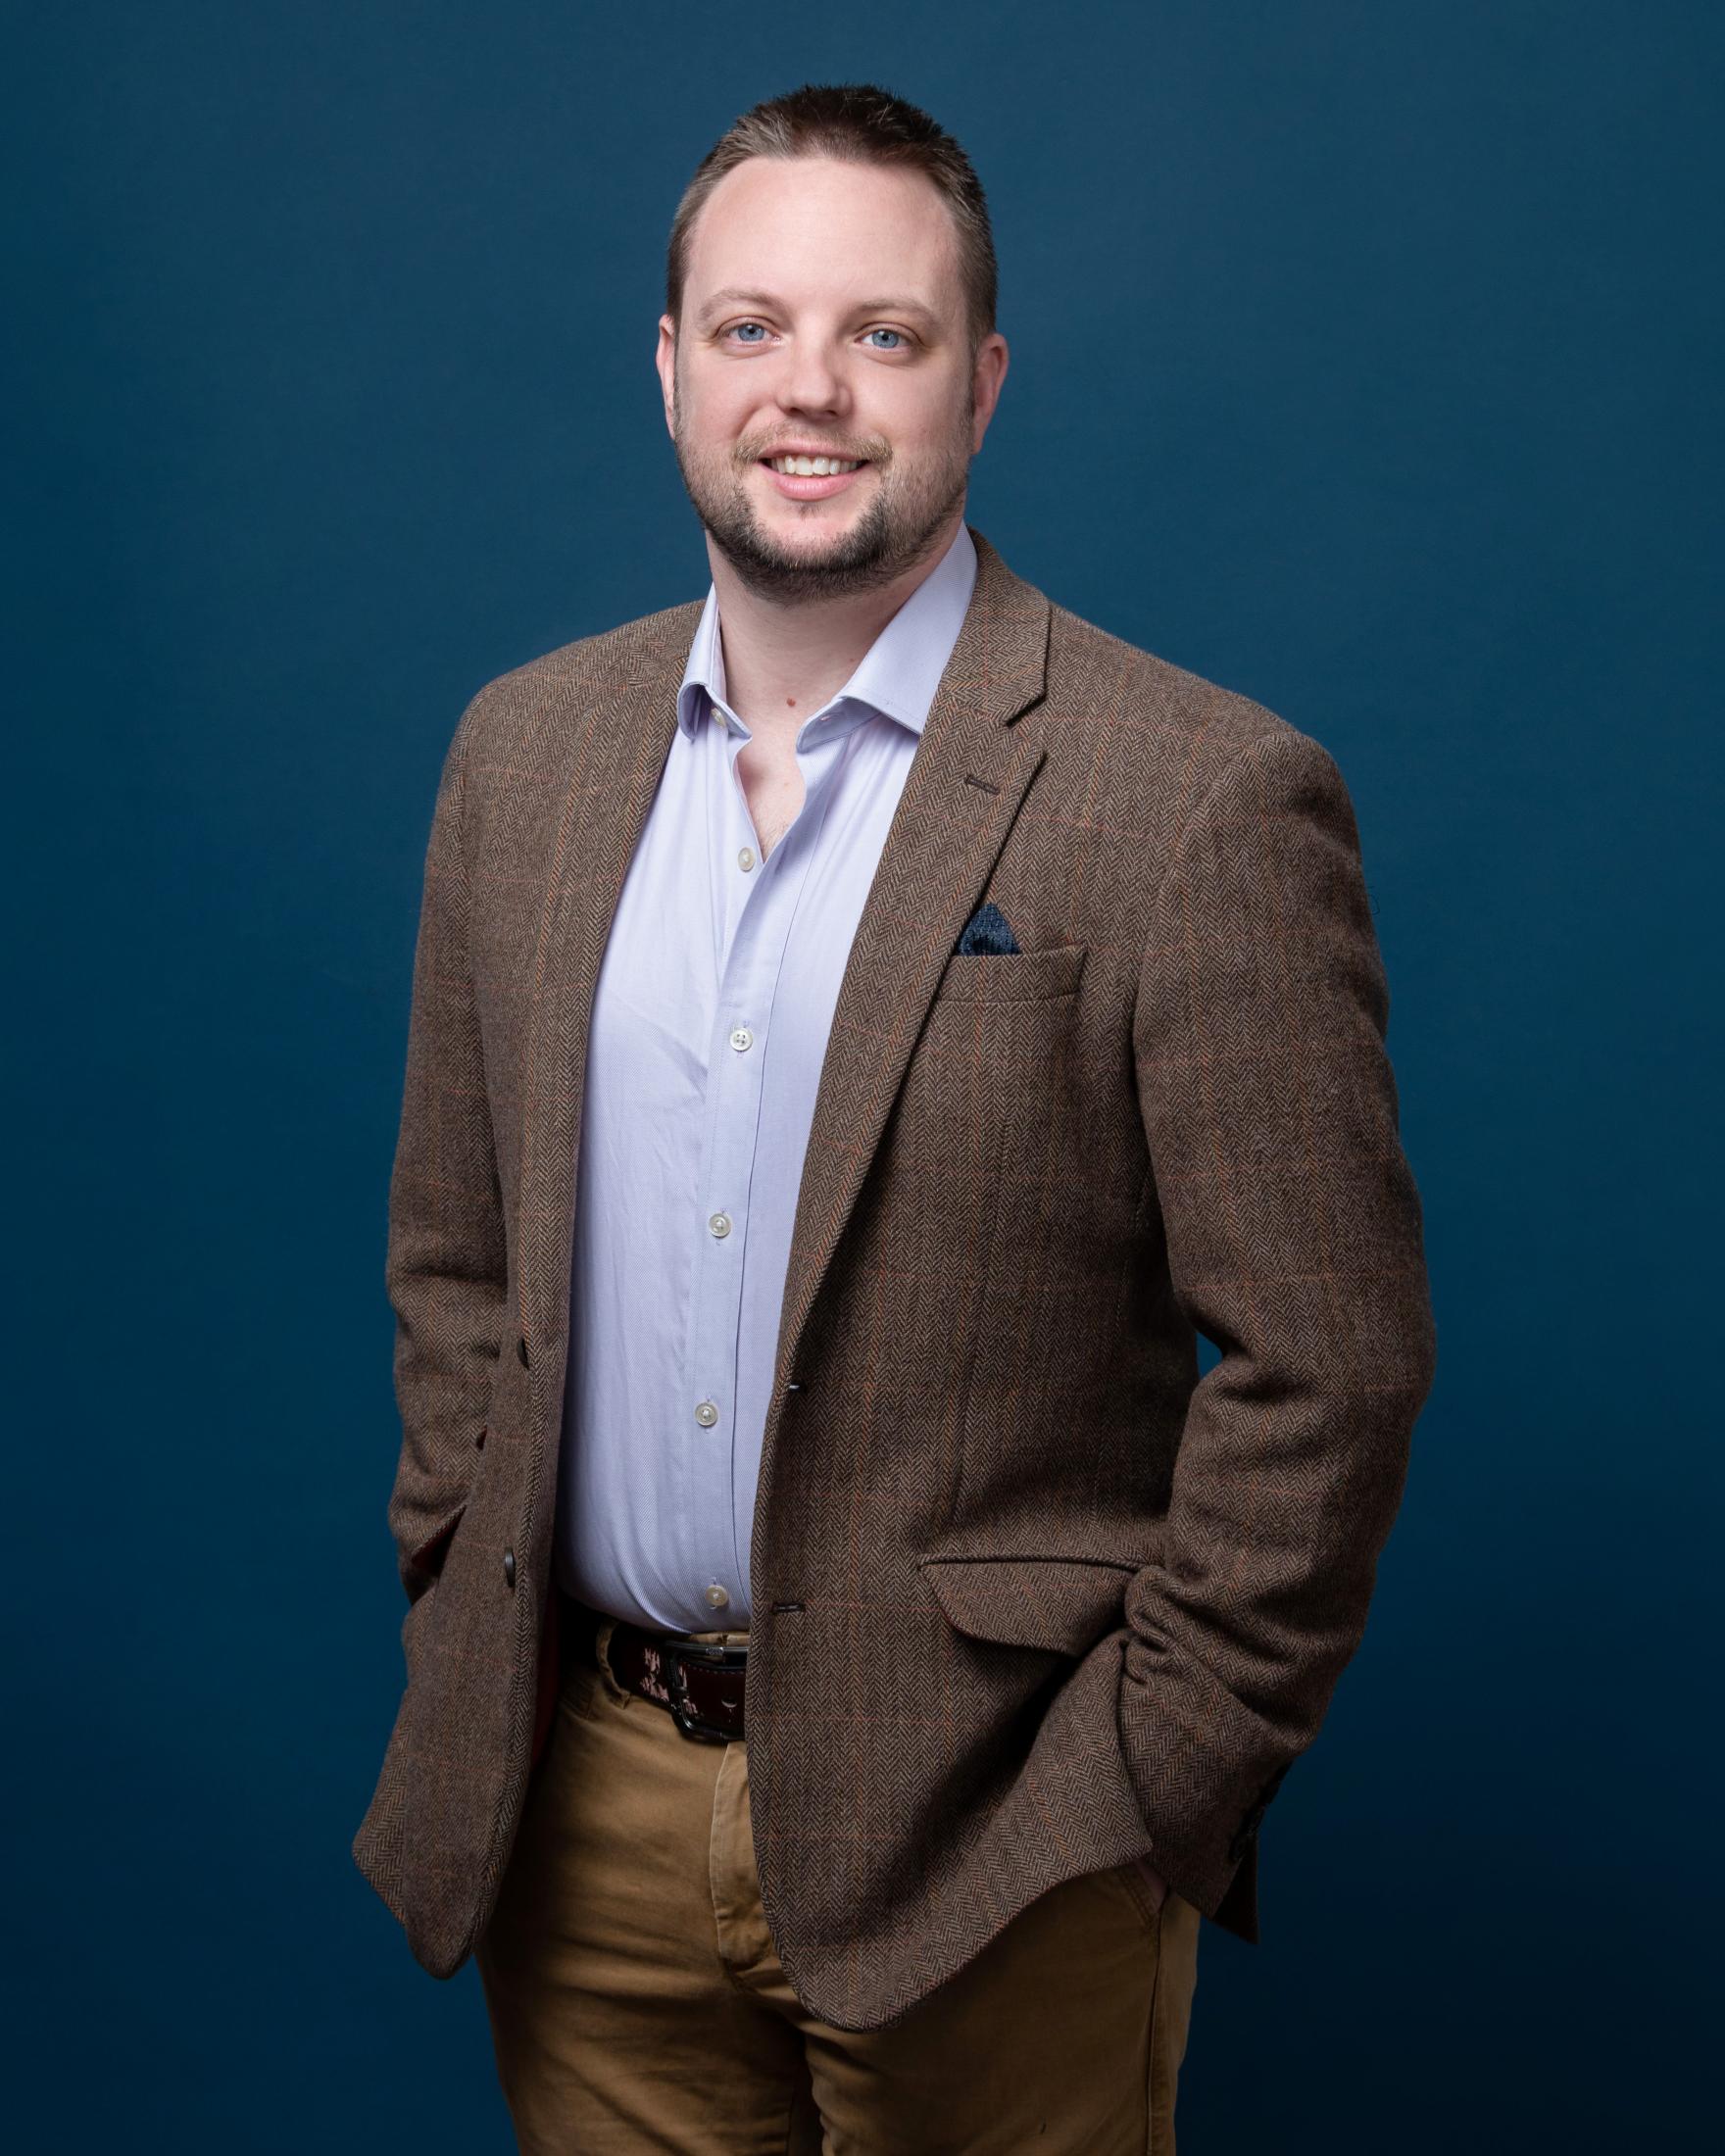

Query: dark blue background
11,3,1718,2146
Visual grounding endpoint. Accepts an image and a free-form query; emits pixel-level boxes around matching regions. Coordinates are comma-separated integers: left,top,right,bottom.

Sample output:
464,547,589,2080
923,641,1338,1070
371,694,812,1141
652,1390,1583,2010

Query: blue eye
728,321,768,344
867,328,905,349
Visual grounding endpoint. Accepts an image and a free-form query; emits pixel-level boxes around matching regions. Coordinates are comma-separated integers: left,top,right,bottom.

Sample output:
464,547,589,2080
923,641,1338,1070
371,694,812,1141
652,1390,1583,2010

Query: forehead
685,156,961,319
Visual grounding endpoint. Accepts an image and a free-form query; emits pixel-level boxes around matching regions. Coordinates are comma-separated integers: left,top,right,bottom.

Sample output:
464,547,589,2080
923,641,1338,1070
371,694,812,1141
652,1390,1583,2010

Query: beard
670,373,974,603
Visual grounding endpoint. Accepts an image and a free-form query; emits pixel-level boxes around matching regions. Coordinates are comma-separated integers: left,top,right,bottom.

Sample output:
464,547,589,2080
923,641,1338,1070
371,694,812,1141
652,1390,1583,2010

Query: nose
776,336,848,418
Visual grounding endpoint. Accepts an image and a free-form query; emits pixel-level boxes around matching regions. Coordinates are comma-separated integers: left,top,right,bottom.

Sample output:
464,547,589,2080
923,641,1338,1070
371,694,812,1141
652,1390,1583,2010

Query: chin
765,513,862,541
758,511,866,547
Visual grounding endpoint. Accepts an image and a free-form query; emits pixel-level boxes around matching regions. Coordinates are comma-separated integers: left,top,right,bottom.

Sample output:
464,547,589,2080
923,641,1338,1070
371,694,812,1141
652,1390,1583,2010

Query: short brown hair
665,82,998,360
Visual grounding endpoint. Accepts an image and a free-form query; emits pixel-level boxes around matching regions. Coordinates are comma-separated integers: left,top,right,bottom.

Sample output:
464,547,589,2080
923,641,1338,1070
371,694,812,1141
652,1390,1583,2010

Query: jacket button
518,1336,529,1368
503,1547,517,1589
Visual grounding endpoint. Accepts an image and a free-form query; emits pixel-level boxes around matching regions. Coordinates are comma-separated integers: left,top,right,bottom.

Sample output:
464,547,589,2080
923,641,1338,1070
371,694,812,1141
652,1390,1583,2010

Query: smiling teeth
770,456,862,476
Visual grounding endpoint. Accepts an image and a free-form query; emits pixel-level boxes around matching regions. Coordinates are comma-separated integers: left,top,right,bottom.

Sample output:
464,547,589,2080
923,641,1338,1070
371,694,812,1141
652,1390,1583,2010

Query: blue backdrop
11,3,1718,2147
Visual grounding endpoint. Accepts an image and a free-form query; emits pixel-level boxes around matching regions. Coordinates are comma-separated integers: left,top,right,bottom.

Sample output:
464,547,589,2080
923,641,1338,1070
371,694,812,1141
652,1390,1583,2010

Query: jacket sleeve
1125,722,1437,1916
381,696,509,1602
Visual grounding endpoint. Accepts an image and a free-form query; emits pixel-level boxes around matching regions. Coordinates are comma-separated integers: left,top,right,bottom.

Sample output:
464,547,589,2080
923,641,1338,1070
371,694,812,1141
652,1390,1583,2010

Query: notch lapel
764,527,1053,1445
513,608,696,1386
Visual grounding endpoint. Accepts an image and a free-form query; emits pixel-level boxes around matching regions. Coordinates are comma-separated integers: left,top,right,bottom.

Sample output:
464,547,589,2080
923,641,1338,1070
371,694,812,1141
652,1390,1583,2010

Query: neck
707,511,964,739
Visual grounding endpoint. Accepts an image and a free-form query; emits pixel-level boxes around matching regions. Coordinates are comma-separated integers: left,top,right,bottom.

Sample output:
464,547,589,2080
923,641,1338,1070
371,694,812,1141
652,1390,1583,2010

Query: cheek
887,383,970,452
678,365,755,437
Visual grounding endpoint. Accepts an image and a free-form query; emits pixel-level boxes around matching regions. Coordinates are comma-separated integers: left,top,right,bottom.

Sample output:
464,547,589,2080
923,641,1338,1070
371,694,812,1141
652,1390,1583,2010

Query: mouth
756,453,872,503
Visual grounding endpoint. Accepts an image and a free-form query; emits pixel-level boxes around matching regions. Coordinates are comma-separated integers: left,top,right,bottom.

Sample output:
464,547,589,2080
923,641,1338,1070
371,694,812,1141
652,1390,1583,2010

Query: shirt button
695,1399,719,1427
729,1025,754,1052
705,1583,730,1610
738,847,756,872
709,1211,732,1239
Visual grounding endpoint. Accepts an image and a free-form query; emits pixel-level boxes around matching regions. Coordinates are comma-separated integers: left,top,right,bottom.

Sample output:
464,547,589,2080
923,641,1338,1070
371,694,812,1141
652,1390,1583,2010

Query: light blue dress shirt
554,520,979,1635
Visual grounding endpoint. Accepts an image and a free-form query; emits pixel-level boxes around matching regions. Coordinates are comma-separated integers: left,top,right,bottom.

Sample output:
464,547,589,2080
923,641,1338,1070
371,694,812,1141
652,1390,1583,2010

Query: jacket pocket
930,941,1087,1004
402,1494,469,1605
915,1552,1138,1656
399,1425,493,1601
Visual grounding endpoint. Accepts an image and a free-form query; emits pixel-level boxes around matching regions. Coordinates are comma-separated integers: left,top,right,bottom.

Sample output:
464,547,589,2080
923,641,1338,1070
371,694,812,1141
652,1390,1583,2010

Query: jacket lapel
513,607,697,1376
766,527,1052,1412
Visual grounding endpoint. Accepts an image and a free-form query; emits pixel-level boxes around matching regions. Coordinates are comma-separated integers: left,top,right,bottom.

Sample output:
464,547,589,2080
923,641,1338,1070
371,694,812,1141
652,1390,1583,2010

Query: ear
969,331,1010,455
655,315,677,437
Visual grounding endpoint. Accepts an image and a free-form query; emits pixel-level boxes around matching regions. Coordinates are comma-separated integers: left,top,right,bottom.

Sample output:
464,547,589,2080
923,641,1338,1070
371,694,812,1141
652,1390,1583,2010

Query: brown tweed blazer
352,524,1436,2032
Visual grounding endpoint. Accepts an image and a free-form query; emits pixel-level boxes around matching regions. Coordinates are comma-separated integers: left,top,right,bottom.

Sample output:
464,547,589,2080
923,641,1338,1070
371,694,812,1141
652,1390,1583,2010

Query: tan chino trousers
475,1601,1201,2153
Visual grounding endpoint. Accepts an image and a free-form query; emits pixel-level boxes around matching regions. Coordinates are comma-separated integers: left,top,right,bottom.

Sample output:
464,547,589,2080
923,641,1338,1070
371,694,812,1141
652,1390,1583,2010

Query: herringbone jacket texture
352,525,1437,2032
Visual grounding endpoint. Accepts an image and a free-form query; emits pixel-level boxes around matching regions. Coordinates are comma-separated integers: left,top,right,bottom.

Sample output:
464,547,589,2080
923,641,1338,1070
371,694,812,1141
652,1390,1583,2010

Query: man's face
657,156,1008,601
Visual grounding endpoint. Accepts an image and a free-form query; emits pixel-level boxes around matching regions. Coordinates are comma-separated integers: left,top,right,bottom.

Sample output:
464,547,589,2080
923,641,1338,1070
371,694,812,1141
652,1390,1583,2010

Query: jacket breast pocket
908,941,1087,1153
852,943,1092,1389
928,940,1087,1007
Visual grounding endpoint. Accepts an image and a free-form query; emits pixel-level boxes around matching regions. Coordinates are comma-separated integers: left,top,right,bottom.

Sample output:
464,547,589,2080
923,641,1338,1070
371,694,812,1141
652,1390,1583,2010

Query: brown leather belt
563,1592,749,1742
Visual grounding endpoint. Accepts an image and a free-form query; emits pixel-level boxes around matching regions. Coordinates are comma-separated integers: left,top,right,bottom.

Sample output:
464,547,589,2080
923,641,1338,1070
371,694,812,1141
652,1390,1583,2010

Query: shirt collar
675,519,978,742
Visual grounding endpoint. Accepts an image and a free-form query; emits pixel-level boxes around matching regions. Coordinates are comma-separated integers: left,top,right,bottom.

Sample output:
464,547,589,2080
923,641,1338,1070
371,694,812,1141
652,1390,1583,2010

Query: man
353,80,1437,2154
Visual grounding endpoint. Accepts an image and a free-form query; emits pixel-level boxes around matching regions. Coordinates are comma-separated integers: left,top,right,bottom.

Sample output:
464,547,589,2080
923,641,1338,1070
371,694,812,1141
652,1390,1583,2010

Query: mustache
742,443,885,465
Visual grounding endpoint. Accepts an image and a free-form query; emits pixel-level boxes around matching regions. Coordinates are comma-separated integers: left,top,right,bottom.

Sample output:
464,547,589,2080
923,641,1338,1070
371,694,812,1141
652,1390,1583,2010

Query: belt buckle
664,1639,747,1743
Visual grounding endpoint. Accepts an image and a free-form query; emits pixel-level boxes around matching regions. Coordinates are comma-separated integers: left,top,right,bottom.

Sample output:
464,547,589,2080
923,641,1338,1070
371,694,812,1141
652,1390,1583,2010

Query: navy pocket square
954,902,1020,956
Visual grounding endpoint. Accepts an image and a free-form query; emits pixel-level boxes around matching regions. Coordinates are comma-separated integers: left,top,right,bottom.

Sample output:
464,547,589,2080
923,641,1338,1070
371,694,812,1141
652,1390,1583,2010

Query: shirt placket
679,704,848,1616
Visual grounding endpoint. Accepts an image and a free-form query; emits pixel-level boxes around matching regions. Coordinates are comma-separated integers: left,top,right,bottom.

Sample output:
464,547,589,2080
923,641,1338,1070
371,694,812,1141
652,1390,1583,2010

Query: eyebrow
694,286,943,331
